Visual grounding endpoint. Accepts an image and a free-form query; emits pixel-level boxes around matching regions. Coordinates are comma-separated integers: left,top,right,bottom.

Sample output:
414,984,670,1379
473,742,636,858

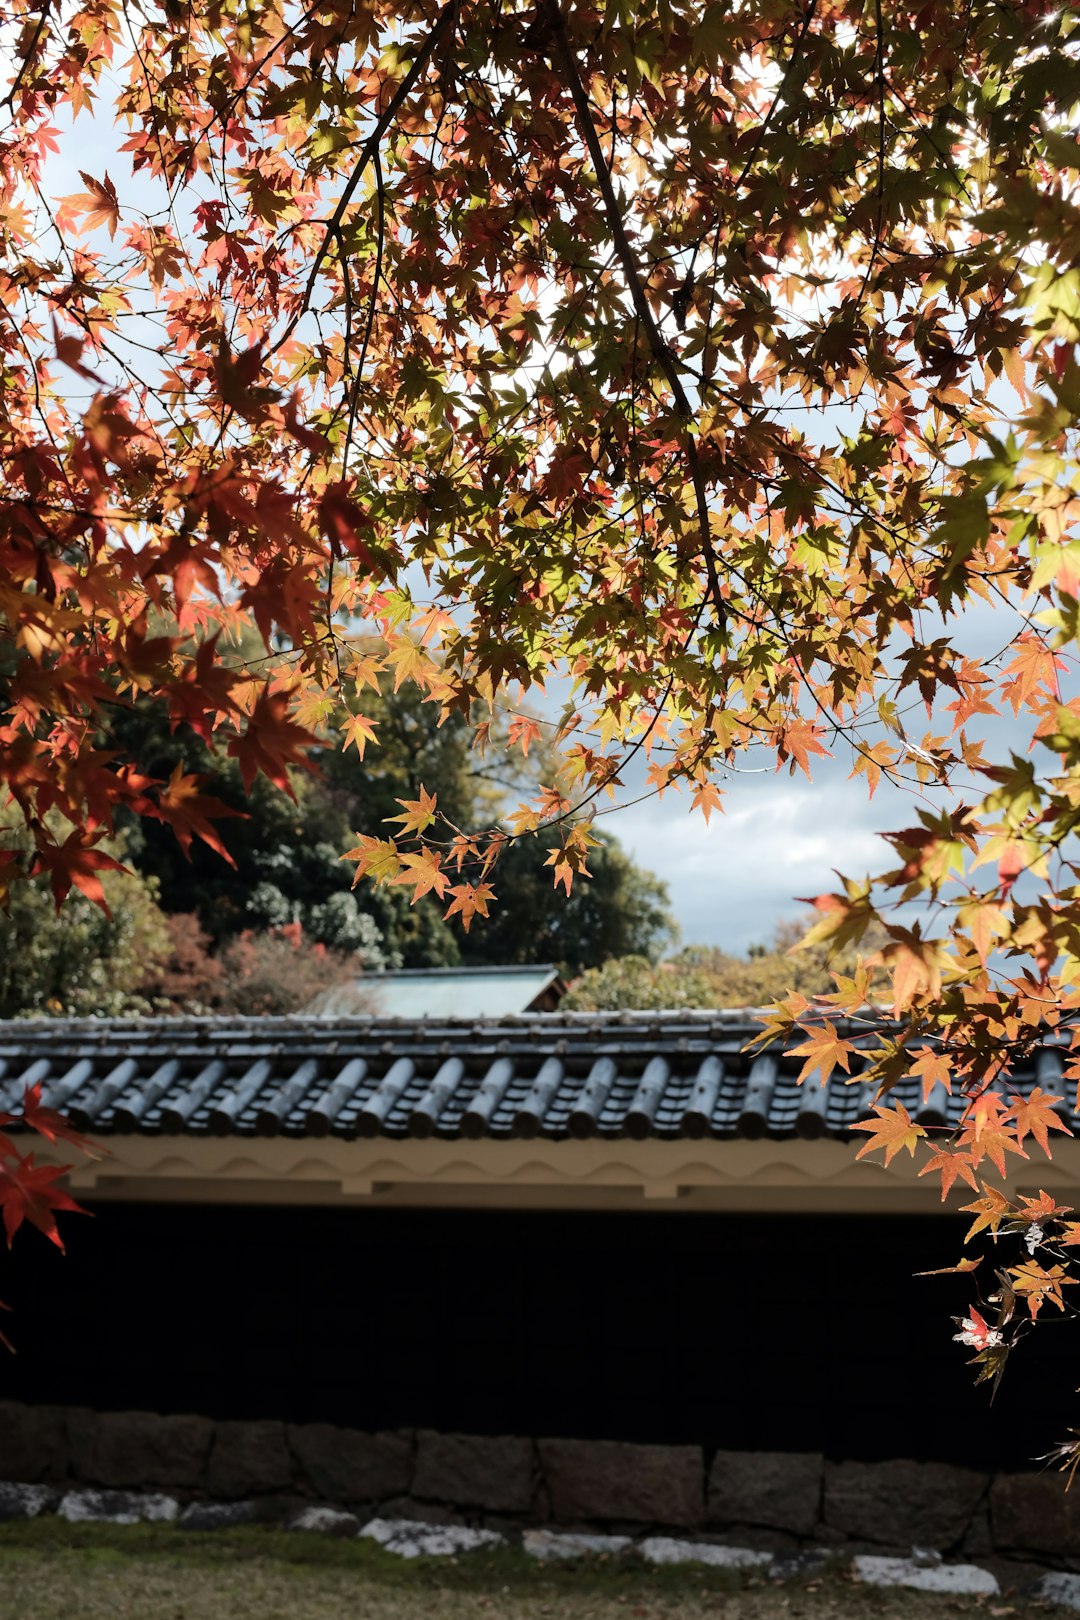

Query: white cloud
612,765,904,952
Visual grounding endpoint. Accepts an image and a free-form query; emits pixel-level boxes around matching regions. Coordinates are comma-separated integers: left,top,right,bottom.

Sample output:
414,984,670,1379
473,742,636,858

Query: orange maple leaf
959,1183,1013,1242
443,882,495,932
851,1102,926,1164
910,1046,953,1103
1006,1087,1071,1157
1009,1259,1074,1320
917,1146,979,1199
389,849,450,903
791,1020,855,1086
691,779,724,824
58,170,120,237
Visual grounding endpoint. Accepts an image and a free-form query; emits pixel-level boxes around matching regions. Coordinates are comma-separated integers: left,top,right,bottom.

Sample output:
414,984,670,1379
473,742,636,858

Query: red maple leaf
227,688,317,794
0,1154,85,1251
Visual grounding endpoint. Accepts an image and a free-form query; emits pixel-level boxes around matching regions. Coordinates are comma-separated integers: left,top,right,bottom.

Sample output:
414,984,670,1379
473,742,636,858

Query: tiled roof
0,1013,1072,1142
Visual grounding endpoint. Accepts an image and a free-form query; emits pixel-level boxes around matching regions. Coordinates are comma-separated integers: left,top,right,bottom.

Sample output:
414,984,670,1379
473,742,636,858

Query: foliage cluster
2,0,1080,1449
562,921,880,1011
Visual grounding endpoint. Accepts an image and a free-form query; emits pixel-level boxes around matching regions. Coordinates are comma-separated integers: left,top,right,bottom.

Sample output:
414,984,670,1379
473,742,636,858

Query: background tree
115,685,673,974
563,918,887,1010
0,829,168,1019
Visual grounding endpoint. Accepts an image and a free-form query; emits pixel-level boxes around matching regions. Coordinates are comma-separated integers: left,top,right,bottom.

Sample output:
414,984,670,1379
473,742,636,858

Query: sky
614,754,898,953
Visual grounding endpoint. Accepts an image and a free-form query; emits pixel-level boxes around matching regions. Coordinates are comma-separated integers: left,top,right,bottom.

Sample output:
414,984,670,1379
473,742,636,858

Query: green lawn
0,1522,1057,1620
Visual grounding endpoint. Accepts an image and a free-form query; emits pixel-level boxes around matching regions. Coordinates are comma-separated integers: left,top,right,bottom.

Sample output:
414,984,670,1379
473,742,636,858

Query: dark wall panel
0,1201,1071,1468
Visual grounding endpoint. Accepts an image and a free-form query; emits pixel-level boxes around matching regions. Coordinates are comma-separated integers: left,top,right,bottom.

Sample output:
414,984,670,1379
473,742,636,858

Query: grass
0,1521,1060,1620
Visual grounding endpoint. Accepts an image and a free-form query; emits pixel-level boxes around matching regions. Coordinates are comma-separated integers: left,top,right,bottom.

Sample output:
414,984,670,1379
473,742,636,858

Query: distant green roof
312,964,562,1020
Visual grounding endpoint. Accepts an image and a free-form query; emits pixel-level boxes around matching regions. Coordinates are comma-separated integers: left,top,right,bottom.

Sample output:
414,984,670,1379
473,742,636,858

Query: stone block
68,1409,212,1490
707,1450,822,1536
823,1459,986,1548
413,1431,533,1513
287,1423,412,1504
538,1438,703,1527
207,1420,293,1498
991,1471,1080,1558
378,1497,466,1526
0,1402,65,1483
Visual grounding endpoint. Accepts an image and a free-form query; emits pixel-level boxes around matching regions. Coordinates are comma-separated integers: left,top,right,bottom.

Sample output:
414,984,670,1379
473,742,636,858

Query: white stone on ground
853,1554,999,1596
0,1483,57,1520
522,1529,633,1561
640,1537,772,1570
770,1548,836,1580
58,1489,179,1525
1029,1572,1080,1610
287,1505,361,1536
360,1517,502,1559
179,1500,260,1531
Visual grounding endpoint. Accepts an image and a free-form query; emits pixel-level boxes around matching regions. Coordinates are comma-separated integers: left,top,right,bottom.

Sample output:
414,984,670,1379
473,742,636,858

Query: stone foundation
0,1401,1070,1567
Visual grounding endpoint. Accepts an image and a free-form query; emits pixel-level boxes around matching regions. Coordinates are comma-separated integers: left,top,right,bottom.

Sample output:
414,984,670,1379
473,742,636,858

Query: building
310,963,564,1019
0,1010,1076,1534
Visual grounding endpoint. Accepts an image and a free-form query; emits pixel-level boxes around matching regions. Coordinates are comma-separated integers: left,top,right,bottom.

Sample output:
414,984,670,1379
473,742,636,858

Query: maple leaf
1008,1259,1074,1320
389,849,450,903
790,1020,855,1086
957,1091,1028,1176
851,1103,926,1165
387,786,438,837
58,170,120,237
227,689,316,795
0,1154,84,1251
960,1184,1013,1243
690,779,724,824
953,1307,1003,1349
1006,1087,1071,1156
507,715,543,757
777,718,830,778
910,1047,953,1104
917,1146,979,1199
29,831,126,915
343,836,403,886
342,712,378,758
443,881,495,932
319,483,376,564
881,928,948,1014
154,765,243,865
18,1084,102,1159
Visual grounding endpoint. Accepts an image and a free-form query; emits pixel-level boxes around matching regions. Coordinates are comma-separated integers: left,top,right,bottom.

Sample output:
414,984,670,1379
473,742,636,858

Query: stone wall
0,1401,1072,1567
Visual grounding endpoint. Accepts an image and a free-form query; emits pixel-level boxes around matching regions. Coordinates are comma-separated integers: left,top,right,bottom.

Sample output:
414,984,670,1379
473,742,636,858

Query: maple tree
1,0,1080,1450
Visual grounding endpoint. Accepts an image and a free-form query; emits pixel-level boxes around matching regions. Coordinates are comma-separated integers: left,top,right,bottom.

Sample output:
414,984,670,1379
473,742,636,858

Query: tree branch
548,6,725,623
277,1,456,354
